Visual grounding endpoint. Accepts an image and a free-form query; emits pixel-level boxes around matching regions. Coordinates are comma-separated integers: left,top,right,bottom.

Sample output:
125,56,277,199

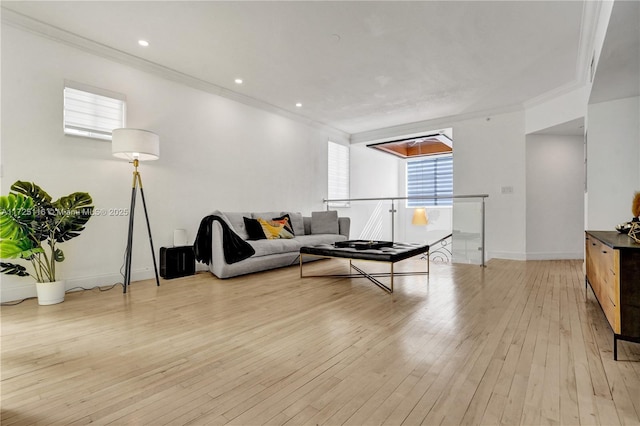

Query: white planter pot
36,280,65,305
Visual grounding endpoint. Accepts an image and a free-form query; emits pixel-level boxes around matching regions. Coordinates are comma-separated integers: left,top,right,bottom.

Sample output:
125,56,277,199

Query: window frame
63,80,126,141
327,141,350,208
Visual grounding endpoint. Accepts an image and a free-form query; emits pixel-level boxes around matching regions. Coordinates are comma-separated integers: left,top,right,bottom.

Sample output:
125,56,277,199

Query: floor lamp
112,128,161,293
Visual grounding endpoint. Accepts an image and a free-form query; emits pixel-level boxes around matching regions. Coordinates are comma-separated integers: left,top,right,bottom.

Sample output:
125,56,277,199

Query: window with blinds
63,81,126,140
328,141,350,207
407,154,453,207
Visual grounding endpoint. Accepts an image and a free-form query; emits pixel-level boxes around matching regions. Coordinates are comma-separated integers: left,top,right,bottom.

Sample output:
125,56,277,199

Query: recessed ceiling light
235,78,243,84
295,103,302,108
138,40,149,47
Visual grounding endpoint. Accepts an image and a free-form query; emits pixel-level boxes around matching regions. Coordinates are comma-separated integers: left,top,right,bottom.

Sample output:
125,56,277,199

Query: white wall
335,144,398,240
526,134,585,259
525,87,589,135
452,111,527,260
586,96,640,229
350,144,399,200
0,26,348,302
350,110,527,261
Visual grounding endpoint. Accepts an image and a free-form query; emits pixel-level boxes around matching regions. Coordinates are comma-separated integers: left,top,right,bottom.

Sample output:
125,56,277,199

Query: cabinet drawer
585,233,621,333
599,247,617,301
587,240,616,295
585,236,596,279
600,291,619,333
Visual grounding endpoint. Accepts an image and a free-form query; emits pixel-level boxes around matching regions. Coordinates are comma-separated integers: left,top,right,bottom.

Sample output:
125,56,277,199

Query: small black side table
160,246,195,279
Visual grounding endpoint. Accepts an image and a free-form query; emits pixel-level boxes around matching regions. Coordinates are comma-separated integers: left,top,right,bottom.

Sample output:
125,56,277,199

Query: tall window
407,154,453,206
328,141,350,207
64,81,126,140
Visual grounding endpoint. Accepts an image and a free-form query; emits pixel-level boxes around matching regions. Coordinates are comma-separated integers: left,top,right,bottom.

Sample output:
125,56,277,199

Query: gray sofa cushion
311,210,339,234
247,233,349,258
296,234,347,246
252,212,282,221
248,238,302,257
221,212,252,240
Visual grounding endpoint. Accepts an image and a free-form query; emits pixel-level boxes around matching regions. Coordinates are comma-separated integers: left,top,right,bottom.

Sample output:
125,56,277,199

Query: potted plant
0,181,93,305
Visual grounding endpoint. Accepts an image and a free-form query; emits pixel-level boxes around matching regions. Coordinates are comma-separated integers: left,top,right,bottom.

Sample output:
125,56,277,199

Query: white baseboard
485,251,585,261
526,252,584,260
489,251,527,261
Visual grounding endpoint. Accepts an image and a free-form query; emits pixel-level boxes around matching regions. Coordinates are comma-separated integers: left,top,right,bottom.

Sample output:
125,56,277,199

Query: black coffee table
299,242,430,293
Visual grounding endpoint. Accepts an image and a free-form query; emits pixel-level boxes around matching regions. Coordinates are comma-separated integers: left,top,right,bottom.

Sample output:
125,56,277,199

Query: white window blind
407,154,453,207
63,81,126,140
328,141,350,207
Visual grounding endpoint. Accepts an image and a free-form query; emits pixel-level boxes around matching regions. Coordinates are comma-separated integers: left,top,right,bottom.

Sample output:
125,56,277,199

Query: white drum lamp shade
112,128,160,161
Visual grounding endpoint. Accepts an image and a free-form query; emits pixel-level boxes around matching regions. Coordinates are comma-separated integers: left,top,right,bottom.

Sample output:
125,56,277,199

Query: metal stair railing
323,194,489,267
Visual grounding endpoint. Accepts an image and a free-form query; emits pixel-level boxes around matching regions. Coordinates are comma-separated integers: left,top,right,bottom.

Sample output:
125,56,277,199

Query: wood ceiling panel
368,134,453,158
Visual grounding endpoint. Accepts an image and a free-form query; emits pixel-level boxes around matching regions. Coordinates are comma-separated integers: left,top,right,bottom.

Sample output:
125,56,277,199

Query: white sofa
209,210,350,278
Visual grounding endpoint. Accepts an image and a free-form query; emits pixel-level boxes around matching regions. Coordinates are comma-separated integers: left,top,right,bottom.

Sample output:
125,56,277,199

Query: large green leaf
0,193,35,240
10,181,54,242
10,181,52,208
52,192,94,242
53,248,65,262
0,262,31,277
0,238,43,259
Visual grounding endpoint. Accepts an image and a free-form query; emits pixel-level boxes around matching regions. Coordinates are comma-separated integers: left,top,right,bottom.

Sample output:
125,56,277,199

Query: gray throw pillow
311,210,339,234
282,211,305,236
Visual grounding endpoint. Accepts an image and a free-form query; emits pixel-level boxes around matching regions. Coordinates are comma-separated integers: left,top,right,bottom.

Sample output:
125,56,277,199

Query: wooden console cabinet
585,231,640,359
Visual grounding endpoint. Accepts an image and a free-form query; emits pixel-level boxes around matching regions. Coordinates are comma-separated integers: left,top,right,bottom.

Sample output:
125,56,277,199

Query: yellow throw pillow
257,218,294,239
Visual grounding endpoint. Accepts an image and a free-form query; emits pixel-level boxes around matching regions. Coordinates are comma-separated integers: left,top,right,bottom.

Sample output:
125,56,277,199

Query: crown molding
521,79,587,110
1,8,350,141
522,0,602,110
575,0,602,85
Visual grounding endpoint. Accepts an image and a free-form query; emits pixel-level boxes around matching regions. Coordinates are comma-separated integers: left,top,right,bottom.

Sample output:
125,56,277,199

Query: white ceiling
2,1,595,135
589,0,640,105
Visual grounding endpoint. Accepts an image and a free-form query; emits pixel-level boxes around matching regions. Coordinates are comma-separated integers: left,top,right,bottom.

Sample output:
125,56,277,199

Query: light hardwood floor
1,258,639,425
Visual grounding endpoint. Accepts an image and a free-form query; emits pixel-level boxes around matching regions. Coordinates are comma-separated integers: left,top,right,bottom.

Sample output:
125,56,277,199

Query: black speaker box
160,246,195,279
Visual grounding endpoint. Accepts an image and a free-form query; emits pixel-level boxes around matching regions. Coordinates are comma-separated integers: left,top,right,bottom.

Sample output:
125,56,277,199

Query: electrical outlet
501,186,514,194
